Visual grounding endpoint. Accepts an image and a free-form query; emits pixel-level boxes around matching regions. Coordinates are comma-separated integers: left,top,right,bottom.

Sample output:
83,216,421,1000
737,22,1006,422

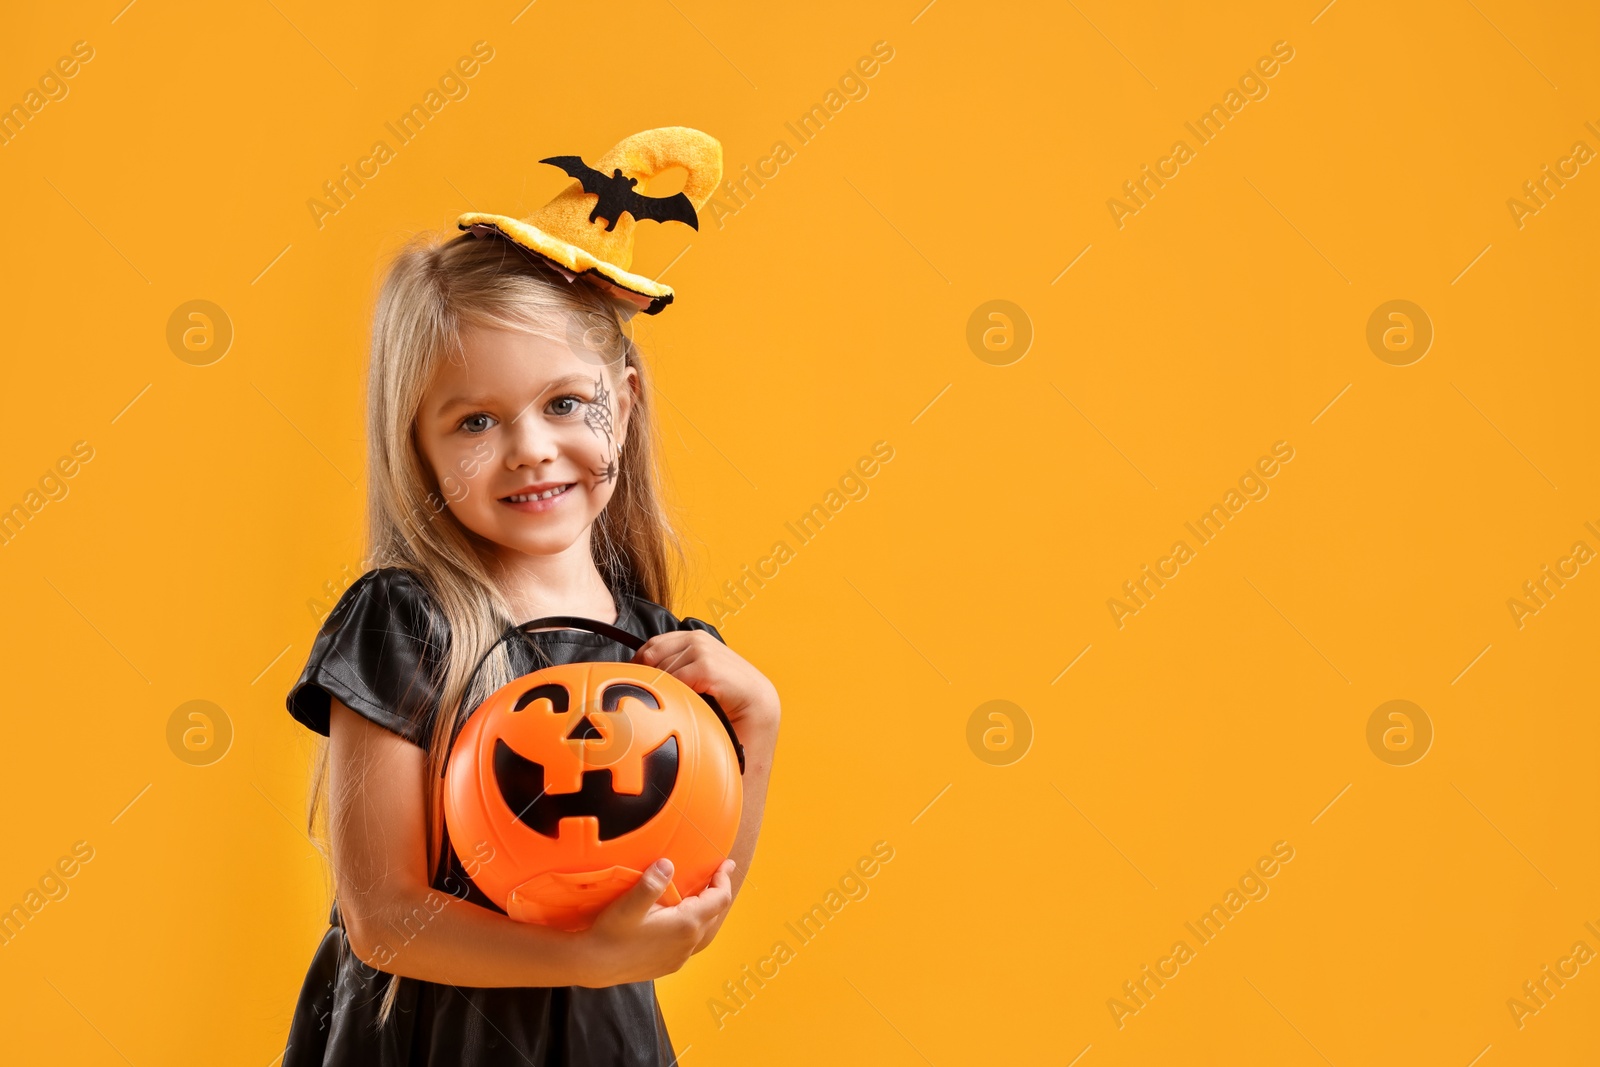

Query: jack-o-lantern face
493,680,678,840
444,661,742,930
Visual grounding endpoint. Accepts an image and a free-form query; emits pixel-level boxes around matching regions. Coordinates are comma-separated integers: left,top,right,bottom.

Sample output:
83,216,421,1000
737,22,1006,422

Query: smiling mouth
501,484,574,504
494,734,679,840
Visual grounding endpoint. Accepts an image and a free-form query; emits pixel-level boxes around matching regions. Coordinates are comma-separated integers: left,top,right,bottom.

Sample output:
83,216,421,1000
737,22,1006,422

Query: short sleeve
286,568,450,748
678,616,728,646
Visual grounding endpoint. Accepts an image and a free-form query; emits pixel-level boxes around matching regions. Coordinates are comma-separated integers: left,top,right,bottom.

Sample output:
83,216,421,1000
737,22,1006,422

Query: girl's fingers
633,636,694,671
673,861,735,920
633,631,689,654
634,630,717,668
684,884,733,925
633,635,714,691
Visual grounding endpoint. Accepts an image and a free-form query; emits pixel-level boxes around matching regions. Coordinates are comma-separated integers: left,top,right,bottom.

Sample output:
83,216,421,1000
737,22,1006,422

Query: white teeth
506,484,571,503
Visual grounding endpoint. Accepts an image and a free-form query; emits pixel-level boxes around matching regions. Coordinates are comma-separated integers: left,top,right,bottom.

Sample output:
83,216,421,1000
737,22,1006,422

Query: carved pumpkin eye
600,683,660,712
513,683,569,712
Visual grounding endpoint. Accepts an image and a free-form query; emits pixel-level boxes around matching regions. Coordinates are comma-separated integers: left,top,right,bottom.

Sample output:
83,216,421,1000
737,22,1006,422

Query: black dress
280,566,727,1067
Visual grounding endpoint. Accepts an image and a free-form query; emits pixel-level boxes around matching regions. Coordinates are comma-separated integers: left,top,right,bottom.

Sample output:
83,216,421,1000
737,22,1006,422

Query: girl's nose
502,412,561,468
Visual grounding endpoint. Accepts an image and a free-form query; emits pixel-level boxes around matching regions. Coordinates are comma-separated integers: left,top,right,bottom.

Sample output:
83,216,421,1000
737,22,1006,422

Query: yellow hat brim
457,213,675,315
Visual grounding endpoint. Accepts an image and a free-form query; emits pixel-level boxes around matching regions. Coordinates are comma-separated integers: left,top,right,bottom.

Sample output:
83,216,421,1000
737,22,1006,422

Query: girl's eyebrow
435,374,596,414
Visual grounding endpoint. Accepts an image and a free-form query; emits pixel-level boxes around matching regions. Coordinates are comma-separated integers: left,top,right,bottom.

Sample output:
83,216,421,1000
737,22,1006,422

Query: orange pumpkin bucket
444,617,744,930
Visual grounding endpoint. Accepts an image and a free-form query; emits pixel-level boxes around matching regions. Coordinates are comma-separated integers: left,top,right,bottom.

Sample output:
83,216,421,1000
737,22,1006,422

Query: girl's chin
477,516,596,555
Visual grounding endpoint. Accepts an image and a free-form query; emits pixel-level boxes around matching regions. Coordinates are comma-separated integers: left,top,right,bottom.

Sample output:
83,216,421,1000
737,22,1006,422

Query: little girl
279,177,780,1064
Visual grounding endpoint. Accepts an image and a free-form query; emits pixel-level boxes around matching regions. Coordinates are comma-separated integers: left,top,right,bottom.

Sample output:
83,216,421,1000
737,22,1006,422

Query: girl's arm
692,703,779,952
326,698,732,987
629,629,783,955
724,709,780,902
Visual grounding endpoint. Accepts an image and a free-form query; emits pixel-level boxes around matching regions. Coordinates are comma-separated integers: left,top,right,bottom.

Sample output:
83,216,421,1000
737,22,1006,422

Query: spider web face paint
583,375,620,483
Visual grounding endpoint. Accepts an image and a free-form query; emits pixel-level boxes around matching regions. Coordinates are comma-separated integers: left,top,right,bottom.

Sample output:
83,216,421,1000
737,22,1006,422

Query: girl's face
414,322,635,562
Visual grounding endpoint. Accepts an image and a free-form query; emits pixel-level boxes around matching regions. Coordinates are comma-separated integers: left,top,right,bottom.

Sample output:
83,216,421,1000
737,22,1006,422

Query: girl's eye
549,395,585,417
460,413,496,434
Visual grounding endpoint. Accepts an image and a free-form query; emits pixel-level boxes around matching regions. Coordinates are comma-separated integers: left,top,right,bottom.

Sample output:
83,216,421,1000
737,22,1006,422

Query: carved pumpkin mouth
493,733,679,841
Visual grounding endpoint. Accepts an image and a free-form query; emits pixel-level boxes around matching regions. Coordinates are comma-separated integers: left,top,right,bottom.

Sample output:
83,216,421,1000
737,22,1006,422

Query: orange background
1,1,1596,1063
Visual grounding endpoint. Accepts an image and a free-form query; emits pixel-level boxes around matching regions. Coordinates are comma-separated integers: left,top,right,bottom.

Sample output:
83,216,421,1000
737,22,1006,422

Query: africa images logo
1105,40,1296,229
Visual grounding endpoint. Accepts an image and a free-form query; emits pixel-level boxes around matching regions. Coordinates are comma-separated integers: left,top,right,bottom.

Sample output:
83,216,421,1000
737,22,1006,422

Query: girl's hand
632,630,780,734
578,858,736,986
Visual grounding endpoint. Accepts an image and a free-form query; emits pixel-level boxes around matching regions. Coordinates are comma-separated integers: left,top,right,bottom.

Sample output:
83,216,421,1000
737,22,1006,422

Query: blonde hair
306,229,687,1025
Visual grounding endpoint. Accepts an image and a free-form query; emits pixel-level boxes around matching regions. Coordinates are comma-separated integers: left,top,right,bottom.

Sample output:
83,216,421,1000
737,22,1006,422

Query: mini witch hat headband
458,126,722,315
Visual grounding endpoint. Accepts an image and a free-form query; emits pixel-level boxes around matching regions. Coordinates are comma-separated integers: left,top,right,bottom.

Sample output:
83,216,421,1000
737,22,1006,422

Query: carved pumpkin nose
565,714,604,741
564,684,660,742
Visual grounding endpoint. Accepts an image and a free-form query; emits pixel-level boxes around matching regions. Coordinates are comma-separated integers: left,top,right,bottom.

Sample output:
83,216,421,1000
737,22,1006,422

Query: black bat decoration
540,155,700,232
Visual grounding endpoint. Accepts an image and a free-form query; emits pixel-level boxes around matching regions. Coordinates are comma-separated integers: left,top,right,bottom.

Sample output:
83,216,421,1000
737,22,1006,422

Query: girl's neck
485,537,618,625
